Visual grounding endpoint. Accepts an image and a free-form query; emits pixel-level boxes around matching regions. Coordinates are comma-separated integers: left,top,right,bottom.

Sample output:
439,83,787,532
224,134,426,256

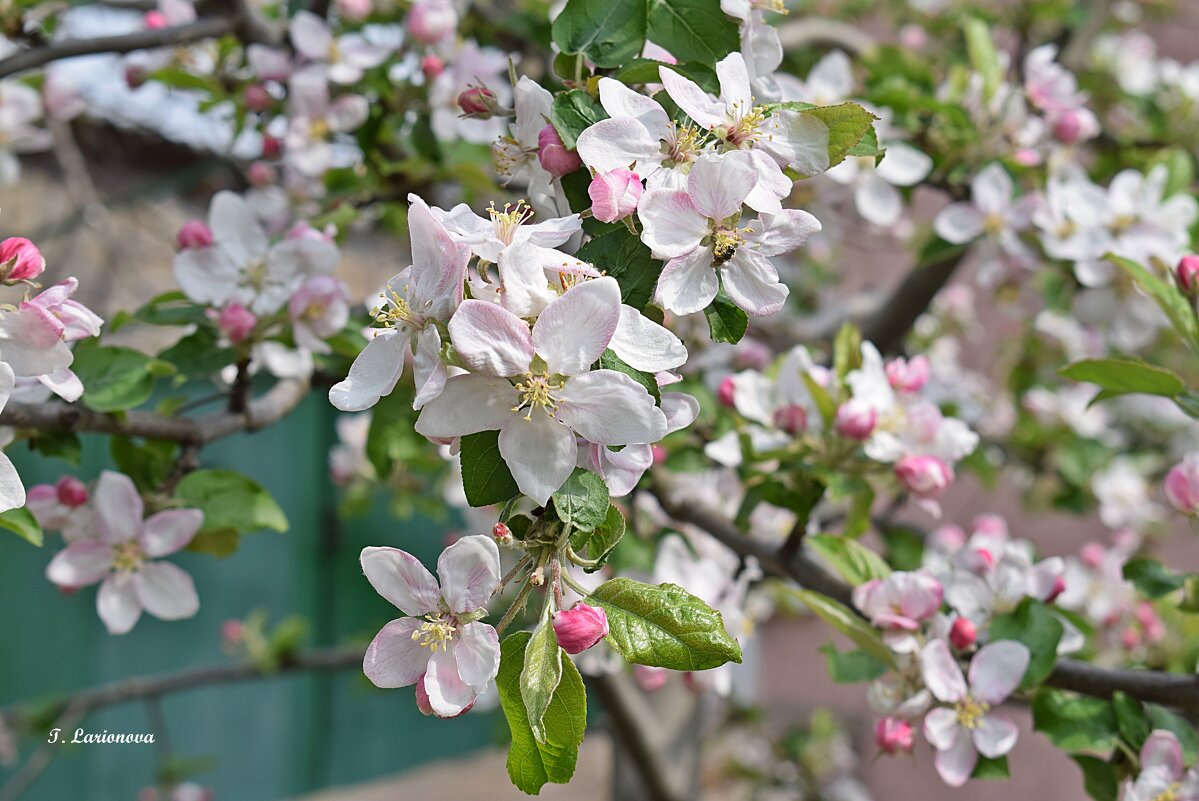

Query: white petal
449,300,533,377
91,471,143,544
655,248,719,316
933,204,985,244
609,305,687,372
496,242,563,318
557,370,667,445
423,647,479,717
576,118,661,174
133,562,199,621
934,728,978,788
46,542,112,587
972,163,1013,215
723,249,788,316
921,638,967,702
687,153,756,221
437,534,501,614
452,622,501,687
715,52,752,113
1142,730,1184,775
172,248,241,306
414,375,515,439
598,77,670,134
329,329,410,412
0,450,24,512
855,175,903,228
97,573,142,635
746,209,822,257
360,546,442,616
498,412,577,505
363,618,428,688
968,640,1029,704
638,189,711,260
659,66,724,128
661,391,700,434
412,327,447,410
973,714,1019,758
923,706,961,750
876,142,933,186
139,510,203,557
532,277,621,376
760,110,830,176
209,191,268,265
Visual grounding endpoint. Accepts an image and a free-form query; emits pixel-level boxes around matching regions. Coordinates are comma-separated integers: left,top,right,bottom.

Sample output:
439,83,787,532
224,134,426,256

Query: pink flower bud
634,664,668,692
1014,148,1042,166
244,83,272,112
929,524,965,552
337,0,372,22
949,617,977,650
1120,627,1141,650
835,400,877,440
421,54,445,80
407,0,457,45
1179,255,1199,292
874,716,914,755
176,220,213,250
972,514,1007,537
898,24,928,49
1052,111,1084,144
651,445,667,464
884,355,930,393
895,455,953,498
457,87,497,118
216,303,257,345
717,376,736,409
124,64,147,90
144,10,167,28
246,160,276,186
773,404,808,435
55,476,88,507
1164,456,1199,514
1044,575,1066,604
587,168,642,222
493,522,512,543
0,237,46,282
1079,541,1106,568
553,602,609,654
262,134,282,158
537,125,583,178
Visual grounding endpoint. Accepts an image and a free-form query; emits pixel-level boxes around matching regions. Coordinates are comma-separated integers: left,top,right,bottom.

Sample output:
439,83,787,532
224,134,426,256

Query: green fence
0,394,503,800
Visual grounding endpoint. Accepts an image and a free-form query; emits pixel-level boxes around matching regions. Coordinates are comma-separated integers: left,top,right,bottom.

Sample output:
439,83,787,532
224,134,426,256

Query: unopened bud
552,602,609,654
895,455,952,498
0,237,46,282
492,522,513,544
948,617,977,650
55,476,88,507
1164,455,1199,515
717,376,736,409
1178,256,1199,295
537,124,583,177
244,83,272,112
835,400,876,440
216,303,257,345
143,10,167,28
874,716,914,755
772,404,808,435
885,355,930,393
176,220,213,251
421,54,445,81
457,87,497,118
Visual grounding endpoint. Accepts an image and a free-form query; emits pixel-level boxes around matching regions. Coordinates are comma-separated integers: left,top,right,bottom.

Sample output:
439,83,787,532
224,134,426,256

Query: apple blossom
1122,730,1199,801
921,639,1029,787
895,455,953,498
44,471,203,634
290,11,391,85
435,200,581,264
27,476,89,535
284,65,370,176
853,571,943,653
835,400,877,440
0,81,53,187
536,124,582,177
430,41,511,144
1164,454,1199,515
885,355,930,393
0,237,46,282
553,603,609,654
289,276,350,354
360,536,501,718
407,0,458,45
588,168,643,223
215,304,257,346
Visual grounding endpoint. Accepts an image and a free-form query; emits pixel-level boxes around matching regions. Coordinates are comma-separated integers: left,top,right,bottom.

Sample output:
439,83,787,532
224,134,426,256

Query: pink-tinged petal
923,706,962,750
38,368,83,402
687,153,756,221
452,622,501,686
637,189,710,259
973,714,1019,758
557,370,667,445
519,215,583,250
855,175,903,227
972,163,1013,215
921,638,968,702
0,306,74,376
498,411,577,506
741,151,787,215
1141,730,1184,776
715,52,752,115
496,242,563,319
360,546,441,616
723,249,788,317
328,95,369,132
363,618,429,688
437,535,501,614
0,451,24,513
594,443,654,496
172,247,241,307
449,299,533,377
532,277,621,376
407,197,468,317
91,471,143,544
655,248,719,316
414,375,515,439
597,77,670,134
576,118,661,174
661,392,699,434
139,509,203,557
133,562,199,621
0,361,13,416
968,640,1029,704
423,647,480,717
609,305,687,372
851,579,882,617
97,573,142,635
289,11,333,60
933,204,985,244
659,66,723,129
46,542,112,587
934,727,978,788
412,326,447,411
208,191,268,265
329,328,410,412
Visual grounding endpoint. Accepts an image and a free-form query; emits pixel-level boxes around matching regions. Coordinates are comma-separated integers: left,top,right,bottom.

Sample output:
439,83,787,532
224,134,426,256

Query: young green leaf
787,587,895,666
646,0,738,66
807,535,891,585
0,508,43,547
1058,358,1185,402
552,469,610,532
521,615,564,743
704,287,749,344
551,0,647,69
1032,689,1120,753
819,642,887,683
176,469,288,535
576,227,662,310
459,430,520,508
569,504,625,570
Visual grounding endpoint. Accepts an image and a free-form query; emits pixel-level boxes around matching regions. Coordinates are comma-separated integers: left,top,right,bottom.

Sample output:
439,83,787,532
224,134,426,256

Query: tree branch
0,376,311,445
649,474,1199,713
590,674,688,801
859,244,969,355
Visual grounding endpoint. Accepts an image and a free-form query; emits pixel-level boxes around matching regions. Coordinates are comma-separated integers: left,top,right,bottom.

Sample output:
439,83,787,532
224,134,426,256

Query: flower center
712,228,743,265
111,540,145,572
1153,784,1182,801
752,0,787,11
493,136,534,179
512,373,565,419
982,213,1005,236
411,614,456,651
664,124,703,166
488,200,534,245
954,696,990,730
719,103,768,148
1110,213,1136,234
310,118,331,140
373,285,420,329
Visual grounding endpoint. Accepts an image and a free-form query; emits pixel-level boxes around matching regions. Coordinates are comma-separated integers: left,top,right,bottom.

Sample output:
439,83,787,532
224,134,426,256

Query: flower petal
934,727,978,788
921,638,968,702
1142,730,1184,776
557,370,667,445
576,117,661,174
659,66,724,129
968,640,1029,704
637,189,710,260
453,622,501,687
414,375,515,439
329,328,410,412
933,203,985,244
597,77,670,133
0,451,25,513
973,714,1019,758
687,153,756,221
133,561,199,621
655,248,719,316
449,299,534,377
437,534,501,614
46,542,112,588
423,647,480,717
608,305,687,372
91,470,143,544
360,546,441,616
140,509,203,557
532,277,621,376
363,618,429,688
97,573,142,635
723,249,789,316
923,706,961,750
498,411,577,505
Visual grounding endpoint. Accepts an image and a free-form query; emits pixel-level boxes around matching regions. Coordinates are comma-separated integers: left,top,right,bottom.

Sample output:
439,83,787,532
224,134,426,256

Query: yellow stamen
411,615,456,651
111,540,145,572
488,200,534,245
511,373,565,419
954,696,990,730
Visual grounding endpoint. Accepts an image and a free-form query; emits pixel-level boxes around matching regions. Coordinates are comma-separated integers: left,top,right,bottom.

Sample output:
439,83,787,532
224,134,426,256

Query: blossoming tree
2,0,1199,798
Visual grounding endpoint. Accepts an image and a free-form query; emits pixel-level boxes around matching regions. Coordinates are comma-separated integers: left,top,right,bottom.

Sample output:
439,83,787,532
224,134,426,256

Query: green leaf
1072,755,1119,801
1032,689,1120,753
598,349,660,403
365,389,414,478
807,535,890,585
1111,692,1150,751
989,599,1064,688
521,616,564,743
30,431,83,465
1122,559,1187,599
802,372,838,427
111,436,178,492
587,577,743,670
833,323,863,379
552,0,647,69
186,528,241,558
111,290,208,330
795,103,879,170
72,341,157,413
788,588,895,667
1147,705,1199,764
819,642,887,683
157,328,234,379
704,287,749,344
1108,253,1199,353
972,755,1009,779
615,59,718,92
497,632,587,794
576,227,662,310
459,430,520,508
552,469,610,532
176,469,288,535
647,0,739,67
964,18,1001,103
878,523,925,571
1059,358,1185,402
0,508,43,546
550,89,608,149
569,504,625,570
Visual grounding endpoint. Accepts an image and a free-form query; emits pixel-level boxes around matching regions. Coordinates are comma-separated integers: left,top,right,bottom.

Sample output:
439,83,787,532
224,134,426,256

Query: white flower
0,81,53,186
290,11,391,85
